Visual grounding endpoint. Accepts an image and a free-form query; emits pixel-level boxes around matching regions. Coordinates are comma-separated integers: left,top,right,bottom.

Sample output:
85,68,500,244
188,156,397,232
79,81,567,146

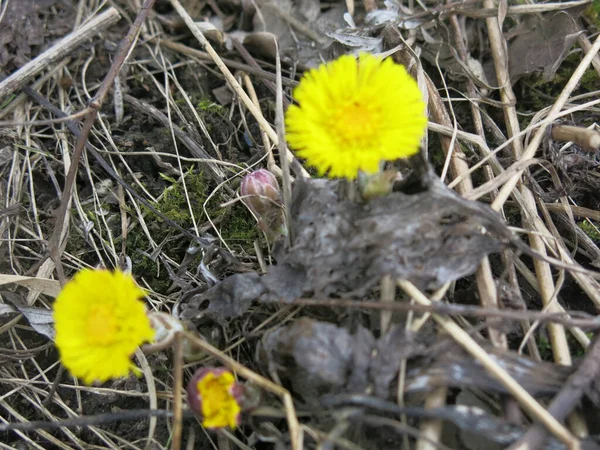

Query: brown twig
507,334,600,450
284,297,600,330
551,124,600,152
172,333,184,450
46,0,157,284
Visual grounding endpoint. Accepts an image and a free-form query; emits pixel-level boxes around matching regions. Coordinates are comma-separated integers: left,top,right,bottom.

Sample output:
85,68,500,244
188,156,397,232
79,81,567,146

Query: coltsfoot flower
285,52,428,179
187,367,244,429
53,269,156,385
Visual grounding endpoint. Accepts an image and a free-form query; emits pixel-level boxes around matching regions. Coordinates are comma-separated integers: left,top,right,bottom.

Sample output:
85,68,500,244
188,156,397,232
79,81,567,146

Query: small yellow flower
187,367,242,429
53,269,155,385
285,52,428,179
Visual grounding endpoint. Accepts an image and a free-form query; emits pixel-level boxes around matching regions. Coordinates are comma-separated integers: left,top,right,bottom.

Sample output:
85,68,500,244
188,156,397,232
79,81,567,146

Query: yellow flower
285,52,428,179
53,269,156,385
187,367,242,429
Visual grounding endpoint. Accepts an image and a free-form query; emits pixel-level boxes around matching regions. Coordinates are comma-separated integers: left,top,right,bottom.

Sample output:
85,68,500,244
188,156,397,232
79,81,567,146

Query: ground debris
405,344,573,397
258,318,423,402
484,8,586,83
0,0,71,71
182,167,512,321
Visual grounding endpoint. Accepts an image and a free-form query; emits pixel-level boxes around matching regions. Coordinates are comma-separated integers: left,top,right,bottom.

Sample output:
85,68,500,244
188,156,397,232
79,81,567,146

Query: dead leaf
259,319,423,401
484,9,585,84
180,273,264,322
279,169,506,296
0,303,55,340
406,344,572,396
0,274,61,298
324,30,383,53
194,21,225,46
244,0,342,68
181,165,515,321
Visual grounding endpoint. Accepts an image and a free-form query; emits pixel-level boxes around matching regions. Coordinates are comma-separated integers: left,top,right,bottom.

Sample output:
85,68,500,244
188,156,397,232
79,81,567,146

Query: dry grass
1,0,600,449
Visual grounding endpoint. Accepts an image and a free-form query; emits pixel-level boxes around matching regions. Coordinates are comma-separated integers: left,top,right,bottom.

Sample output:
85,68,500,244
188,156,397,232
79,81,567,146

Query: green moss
537,337,553,361
218,205,259,250
0,94,16,110
537,332,592,362
65,225,87,258
579,67,599,92
196,99,226,117
127,168,261,291
129,169,210,293
570,332,593,358
517,47,600,132
152,169,209,227
585,1,600,28
578,220,600,242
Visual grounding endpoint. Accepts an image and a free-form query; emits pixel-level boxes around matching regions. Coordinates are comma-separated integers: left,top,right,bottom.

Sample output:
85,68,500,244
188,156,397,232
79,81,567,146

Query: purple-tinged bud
240,169,281,215
240,169,286,240
186,367,244,429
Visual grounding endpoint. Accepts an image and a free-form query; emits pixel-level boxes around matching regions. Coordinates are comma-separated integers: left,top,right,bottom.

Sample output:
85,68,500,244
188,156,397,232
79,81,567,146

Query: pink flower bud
186,367,244,429
240,169,286,240
240,169,281,216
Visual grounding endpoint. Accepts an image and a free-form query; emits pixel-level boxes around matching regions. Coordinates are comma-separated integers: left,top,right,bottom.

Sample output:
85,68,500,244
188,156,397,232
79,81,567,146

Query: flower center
332,100,380,148
86,305,118,346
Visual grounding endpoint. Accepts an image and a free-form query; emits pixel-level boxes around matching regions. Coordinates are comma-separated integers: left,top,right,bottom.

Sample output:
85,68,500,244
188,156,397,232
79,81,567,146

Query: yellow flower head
187,367,242,429
53,269,156,385
285,52,428,179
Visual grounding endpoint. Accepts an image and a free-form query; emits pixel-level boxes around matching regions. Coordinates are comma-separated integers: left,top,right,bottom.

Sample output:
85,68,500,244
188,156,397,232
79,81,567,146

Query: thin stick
166,0,309,178
285,297,600,329
0,409,177,433
241,73,281,176
551,125,600,152
0,8,121,100
507,334,600,450
158,39,298,87
397,280,579,450
172,333,184,450
273,38,294,247
46,0,157,284
491,34,600,211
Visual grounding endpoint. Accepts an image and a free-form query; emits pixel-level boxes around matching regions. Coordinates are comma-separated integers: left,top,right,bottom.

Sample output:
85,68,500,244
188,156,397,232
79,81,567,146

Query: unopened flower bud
240,169,286,240
240,169,281,214
186,367,244,429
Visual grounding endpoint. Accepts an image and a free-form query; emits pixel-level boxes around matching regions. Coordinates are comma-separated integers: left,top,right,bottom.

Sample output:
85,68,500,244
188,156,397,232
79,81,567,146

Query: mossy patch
196,98,227,118
125,169,259,293
585,1,600,28
218,205,259,250
517,51,600,124
578,220,600,242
